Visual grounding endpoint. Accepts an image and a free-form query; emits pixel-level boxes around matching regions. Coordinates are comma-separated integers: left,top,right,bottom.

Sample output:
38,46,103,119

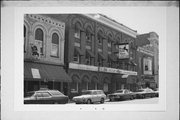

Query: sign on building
118,44,129,59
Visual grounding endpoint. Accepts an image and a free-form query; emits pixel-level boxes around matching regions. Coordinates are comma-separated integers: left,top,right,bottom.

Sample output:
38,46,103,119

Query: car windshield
24,91,35,97
81,91,92,95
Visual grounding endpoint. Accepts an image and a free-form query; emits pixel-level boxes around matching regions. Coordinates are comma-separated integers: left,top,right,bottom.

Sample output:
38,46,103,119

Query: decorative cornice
27,14,65,29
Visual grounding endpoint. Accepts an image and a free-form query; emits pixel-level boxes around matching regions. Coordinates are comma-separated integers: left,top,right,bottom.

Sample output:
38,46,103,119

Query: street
67,97,159,105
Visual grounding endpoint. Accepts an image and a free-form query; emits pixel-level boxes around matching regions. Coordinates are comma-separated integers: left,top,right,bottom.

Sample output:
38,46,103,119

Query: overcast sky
100,7,166,39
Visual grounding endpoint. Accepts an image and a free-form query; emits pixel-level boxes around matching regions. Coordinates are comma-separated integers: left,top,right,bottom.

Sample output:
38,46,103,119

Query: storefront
24,61,72,95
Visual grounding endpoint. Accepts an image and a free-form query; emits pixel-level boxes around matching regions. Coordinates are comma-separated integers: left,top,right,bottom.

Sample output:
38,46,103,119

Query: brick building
24,14,71,95
136,32,159,89
44,14,138,98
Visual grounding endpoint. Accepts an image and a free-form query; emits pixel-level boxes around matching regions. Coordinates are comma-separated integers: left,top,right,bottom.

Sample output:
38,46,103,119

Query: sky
99,7,166,38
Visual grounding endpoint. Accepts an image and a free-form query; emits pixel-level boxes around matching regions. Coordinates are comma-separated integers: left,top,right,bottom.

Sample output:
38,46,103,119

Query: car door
91,91,97,102
34,92,43,104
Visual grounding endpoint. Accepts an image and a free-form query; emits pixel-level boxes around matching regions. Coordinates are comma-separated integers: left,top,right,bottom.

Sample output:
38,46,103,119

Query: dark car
107,89,134,101
24,89,69,104
133,88,156,99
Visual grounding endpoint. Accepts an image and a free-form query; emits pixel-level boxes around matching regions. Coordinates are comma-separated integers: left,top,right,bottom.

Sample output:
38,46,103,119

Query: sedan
133,88,156,99
107,89,134,101
72,90,106,104
24,89,69,104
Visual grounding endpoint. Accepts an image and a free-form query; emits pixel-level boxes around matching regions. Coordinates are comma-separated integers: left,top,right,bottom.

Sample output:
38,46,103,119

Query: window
42,92,51,97
85,55,92,65
86,32,93,50
24,25,26,52
71,82,78,93
51,33,59,57
98,35,103,46
74,23,81,39
73,52,80,63
98,59,103,67
103,83,108,92
35,28,44,55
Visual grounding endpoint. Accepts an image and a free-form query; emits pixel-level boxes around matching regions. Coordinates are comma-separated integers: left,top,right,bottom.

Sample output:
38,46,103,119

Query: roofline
84,14,138,38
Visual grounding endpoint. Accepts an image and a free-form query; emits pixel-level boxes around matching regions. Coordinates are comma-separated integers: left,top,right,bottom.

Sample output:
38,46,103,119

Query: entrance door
63,82,68,95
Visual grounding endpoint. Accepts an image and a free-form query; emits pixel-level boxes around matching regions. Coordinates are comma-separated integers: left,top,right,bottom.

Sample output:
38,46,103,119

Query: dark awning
74,47,84,56
24,62,72,82
98,53,106,60
86,50,95,58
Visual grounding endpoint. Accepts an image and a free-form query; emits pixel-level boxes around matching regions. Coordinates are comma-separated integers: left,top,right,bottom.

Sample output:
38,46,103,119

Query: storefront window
71,82,78,93
103,83,108,92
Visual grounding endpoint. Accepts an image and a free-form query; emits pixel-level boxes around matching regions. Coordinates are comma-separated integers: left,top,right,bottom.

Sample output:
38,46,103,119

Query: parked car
107,89,134,101
72,90,106,104
24,89,69,104
154,88,159,97
133,88,156,99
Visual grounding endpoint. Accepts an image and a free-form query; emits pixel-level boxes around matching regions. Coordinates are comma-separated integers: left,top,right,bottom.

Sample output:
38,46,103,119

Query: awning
24,62,72,82
86,50,95,58
74,47,84,56
71,74,81,83
98,53,106,60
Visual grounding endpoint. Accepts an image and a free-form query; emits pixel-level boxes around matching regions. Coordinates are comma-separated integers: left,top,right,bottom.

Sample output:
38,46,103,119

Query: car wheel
130,96,133,100
54,102,59,104
100,98,104,104
109,97,114,101
87,99,91,104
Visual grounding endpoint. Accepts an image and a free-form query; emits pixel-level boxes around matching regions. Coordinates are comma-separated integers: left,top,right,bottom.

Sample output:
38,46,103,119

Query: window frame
51,32,60,57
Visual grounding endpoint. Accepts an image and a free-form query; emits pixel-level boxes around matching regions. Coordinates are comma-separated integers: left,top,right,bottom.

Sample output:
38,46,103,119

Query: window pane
52,33,59,44
51,44,58,56
35,28,43,41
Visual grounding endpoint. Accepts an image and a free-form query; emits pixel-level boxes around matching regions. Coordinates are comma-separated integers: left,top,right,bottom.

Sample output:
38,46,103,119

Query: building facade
24,14,71,95
136,32,159,89
44,14,138,98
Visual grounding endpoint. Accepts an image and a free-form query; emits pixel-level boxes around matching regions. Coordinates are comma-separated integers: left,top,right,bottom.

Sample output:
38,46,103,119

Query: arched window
51,32,59,57
34,28,44,55
35,28,43,41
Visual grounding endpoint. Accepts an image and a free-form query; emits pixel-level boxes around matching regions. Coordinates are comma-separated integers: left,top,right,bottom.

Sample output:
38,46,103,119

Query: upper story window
73,52,80,63
35,28,44,55
74,23,81,39
51,32,59,57
85,32,93,51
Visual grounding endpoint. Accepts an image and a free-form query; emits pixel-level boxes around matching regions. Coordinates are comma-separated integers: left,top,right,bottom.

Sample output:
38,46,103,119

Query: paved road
67,97,159,104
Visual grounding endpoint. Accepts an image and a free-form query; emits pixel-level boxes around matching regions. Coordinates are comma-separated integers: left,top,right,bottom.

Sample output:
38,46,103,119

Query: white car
72,90,106,104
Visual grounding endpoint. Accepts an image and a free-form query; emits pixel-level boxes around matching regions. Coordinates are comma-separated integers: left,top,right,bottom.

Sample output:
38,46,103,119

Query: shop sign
99,67,137,75
118,44,129,59
137,47,154,56
31,68,41,79
69,63,98,71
